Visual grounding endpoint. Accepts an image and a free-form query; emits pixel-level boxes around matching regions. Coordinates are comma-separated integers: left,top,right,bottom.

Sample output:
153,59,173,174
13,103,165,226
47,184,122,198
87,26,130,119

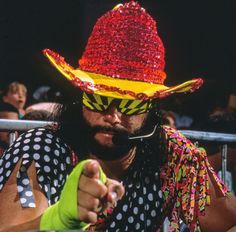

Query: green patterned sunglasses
82,92,153,116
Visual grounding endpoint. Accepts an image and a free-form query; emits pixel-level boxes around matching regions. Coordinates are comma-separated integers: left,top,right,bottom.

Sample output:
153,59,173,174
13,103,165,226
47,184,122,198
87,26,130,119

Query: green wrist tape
40,159,107,230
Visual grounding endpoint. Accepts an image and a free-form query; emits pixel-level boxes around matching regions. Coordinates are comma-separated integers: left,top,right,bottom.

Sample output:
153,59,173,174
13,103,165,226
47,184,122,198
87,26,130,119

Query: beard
79,116,146,161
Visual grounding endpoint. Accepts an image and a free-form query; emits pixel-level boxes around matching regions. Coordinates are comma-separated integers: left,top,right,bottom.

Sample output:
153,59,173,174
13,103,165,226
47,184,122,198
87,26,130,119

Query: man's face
82,104,148,160
83,105,148,147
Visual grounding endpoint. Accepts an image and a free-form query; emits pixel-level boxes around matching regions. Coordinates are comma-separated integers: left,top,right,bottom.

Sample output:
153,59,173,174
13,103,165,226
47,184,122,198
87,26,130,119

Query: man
0,2,235,232
0,102,19,156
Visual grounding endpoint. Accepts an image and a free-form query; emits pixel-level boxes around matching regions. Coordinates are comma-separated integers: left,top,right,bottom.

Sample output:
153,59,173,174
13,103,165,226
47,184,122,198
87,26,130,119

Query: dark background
0,0,235,119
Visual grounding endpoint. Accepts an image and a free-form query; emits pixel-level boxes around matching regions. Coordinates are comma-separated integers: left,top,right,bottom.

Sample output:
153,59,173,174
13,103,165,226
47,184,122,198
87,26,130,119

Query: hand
78,160,125,224
40,159,124,230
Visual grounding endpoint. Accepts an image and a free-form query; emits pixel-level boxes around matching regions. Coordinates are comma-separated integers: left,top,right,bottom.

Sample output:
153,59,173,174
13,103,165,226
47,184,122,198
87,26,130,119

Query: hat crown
79,1,166,84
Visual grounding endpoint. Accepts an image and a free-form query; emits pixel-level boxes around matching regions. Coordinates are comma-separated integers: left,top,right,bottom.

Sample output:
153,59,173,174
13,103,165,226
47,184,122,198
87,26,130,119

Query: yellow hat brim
44,49,203,100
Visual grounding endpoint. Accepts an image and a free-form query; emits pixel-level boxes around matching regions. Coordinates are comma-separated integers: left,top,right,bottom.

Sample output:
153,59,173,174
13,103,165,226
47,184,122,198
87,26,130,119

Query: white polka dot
0,176,3,182
116,213,122,220
148,193,153,201
136,182,141,188
138,197,144,204
132,191,137,198
5,161,11,168
140,213,144,221
23,146,29,151
44,185,48,192
33,144,40,150
54,196,59,202
0,168,3,174
44,146,51,152
35,132,42,136
158,190,163,198
35,162,40,168
28,202,36,207
53,179,58,186
133,207,138,215
38,176,44,182
22,178,30,185
59,174,63,181
133,171,137,178
23,153,29,159
54,150,60,156
0,184,3,189
147,219,151,226
34,137,41,142
53,159,58,165
66,157,70,164
44,155,50,162
128,216,134,224
16,136,22,141
155,201,160,208
54,169,58,175
143,187,147,195
0,159,3,166
153,184,157,191
20,198,27,204
56,143,60,148
38,128,45,131
110,221,116,228
45,138,52,144
154,172,159,180
151,210,156,217
22,160,29,165
61,147,65,153
13,149,20,155
51,187,56,194
6,170,11,177
60,163,65,171
5,153,11,160
44,166,50,173
33,153,40,160
135,223,140,230
23,139,30,144
25,191,33,197
25,133,32,138
14,142,20,148
145,204,149,210
46,133,53,138
17,185,24,192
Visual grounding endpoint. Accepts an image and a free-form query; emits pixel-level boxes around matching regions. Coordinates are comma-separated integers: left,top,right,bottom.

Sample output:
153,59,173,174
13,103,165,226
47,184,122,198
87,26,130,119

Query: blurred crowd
0,81,236,191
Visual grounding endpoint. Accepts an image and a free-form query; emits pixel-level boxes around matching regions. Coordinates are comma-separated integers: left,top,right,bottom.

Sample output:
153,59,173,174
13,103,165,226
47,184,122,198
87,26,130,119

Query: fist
78,160,125,224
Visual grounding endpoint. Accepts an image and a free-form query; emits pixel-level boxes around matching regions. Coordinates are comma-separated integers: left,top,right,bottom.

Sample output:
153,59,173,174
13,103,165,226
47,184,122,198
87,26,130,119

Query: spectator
0,102,19,156
1,81,27,118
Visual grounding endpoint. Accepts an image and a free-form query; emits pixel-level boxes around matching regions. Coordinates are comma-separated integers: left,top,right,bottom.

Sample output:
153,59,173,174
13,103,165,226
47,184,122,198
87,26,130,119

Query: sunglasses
82,92,153,116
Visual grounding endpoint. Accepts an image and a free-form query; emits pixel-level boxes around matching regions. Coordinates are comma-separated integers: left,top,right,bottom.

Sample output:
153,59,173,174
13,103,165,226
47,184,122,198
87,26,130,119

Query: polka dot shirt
0,127,163,231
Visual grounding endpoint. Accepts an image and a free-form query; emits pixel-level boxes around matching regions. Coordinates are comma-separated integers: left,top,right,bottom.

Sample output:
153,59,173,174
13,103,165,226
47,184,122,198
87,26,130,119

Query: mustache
90,125,129,135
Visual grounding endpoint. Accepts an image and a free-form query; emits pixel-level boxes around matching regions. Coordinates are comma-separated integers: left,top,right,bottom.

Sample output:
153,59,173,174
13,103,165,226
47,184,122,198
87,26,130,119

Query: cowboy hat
43,1,203,100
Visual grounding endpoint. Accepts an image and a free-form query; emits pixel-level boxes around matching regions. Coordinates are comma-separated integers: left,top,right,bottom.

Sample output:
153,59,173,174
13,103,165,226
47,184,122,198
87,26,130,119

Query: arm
199,172,236,232
1,160,124,232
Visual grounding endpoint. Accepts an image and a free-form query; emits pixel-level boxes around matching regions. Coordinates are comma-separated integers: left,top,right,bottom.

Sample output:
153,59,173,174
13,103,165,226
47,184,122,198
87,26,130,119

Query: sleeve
0,127,73,208
160,126,228,232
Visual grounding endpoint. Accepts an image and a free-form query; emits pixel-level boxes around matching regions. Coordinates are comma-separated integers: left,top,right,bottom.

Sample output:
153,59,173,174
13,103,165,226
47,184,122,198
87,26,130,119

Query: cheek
124,114,147,132
82,107,102,126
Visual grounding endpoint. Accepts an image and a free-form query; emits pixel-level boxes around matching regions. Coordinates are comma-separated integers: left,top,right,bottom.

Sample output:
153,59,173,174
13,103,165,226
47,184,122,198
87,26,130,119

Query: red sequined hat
43,1,203,100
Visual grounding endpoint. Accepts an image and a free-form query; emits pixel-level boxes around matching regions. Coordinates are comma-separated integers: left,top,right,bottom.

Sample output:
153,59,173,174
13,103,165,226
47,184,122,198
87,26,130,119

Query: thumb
83,160,100,179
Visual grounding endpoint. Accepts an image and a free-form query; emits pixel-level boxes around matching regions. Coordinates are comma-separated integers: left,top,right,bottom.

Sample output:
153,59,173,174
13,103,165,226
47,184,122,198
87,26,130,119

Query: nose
103,105,122,125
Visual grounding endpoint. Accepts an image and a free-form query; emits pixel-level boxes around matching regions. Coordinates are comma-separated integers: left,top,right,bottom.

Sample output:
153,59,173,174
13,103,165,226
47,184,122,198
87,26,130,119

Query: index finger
83,160,101,179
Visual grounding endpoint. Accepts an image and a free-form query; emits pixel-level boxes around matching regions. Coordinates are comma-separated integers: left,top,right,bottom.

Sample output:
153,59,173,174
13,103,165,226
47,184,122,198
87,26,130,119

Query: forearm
0,216,41,232
227,226,236,232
